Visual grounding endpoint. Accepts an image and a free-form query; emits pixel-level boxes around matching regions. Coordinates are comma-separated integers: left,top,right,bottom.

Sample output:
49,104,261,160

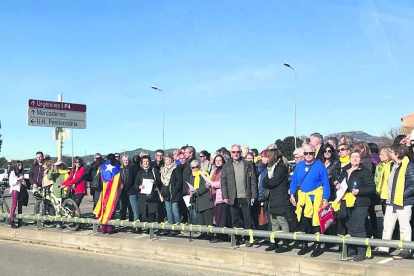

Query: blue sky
1,0,413,160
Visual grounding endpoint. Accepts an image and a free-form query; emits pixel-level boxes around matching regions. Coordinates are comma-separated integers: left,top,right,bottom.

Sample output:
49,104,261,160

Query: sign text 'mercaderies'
28,99,87,112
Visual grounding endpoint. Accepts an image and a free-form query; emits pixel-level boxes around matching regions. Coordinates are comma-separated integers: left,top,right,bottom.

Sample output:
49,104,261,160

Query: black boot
275,240,290,253
10,221,17,229
311,243,324,257
297,242,309,255
265,243,278,252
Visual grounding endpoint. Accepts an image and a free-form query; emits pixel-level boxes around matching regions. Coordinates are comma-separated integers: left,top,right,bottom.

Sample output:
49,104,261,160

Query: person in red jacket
60,156,86,208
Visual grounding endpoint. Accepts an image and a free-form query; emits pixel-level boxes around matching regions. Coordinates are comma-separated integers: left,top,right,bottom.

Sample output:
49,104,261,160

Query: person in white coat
8,161,25,228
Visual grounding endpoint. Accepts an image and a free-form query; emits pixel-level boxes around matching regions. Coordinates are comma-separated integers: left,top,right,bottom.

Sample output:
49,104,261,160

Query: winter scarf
393,156,410,206
375,161,392,200
192,170,210,189
339,155,350,167
161,163,177,186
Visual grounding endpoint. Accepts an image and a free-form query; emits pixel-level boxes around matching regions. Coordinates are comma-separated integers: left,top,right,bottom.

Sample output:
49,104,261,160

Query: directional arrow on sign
30,119,35,123
31,110,35,115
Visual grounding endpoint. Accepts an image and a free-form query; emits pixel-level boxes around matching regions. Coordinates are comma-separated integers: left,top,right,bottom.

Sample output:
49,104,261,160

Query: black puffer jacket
124,163,141,196
338,163,375,207
262,161,290,216
389,161,414,206
160,167,183,203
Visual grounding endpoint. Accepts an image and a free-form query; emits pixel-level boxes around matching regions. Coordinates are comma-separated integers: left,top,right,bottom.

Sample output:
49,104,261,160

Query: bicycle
32,185,81,231
0,184,10,224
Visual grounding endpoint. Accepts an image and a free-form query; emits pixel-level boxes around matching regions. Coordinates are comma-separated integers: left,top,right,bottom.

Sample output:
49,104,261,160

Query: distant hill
325,131,381,143
82,148,176,164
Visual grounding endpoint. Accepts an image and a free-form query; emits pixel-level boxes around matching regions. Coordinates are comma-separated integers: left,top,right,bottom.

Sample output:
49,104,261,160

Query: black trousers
72,193,84,208
119,190,133,221
197,208,214,226
346,205,369,256
298,207,320,234
229,198,252,230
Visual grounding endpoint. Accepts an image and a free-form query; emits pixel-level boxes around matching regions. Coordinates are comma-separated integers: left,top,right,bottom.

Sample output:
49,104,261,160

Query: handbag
258,206,269,226
293,162,315,201
318,204,335,233
90,171,102,192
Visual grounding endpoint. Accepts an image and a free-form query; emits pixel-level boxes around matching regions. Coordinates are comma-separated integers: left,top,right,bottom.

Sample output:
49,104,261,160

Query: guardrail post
92,223,99,234
340,243,350,261
149,228,155,240
36,220,43,230
230,234,237,248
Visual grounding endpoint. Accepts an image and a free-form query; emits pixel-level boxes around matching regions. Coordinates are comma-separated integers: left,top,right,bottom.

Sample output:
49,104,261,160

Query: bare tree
378,126,401,147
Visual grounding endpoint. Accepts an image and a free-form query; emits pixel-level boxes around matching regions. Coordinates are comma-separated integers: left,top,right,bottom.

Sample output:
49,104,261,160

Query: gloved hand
250,198,255,206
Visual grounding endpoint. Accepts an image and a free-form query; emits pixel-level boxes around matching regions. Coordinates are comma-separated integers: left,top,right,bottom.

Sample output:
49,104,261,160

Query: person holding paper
134,156,161,225
336,149,375,262
188,160,213,240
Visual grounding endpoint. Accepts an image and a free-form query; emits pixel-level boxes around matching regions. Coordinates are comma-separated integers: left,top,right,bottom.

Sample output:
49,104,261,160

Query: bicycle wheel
0,199,10,224
61,198,81,231
42,201,57,228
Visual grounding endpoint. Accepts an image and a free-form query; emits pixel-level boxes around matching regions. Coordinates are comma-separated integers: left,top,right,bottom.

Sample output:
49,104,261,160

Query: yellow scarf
192,170,210,189
393,157,410,206
339,156,350,167
332,192,356,211
296,186,323,226
375,162,391,200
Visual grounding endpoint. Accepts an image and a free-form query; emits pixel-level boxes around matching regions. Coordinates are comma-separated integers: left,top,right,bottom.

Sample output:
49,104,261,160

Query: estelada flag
93,161,123,225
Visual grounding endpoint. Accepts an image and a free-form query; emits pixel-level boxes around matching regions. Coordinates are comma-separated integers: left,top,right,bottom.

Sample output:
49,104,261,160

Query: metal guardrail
1,212,413,261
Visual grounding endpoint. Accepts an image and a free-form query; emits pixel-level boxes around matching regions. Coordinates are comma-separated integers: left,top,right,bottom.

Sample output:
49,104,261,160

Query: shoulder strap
297,161,315,191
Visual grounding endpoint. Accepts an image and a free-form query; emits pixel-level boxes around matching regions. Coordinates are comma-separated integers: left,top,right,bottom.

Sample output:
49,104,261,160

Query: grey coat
220,159,258,205
190,173,214,212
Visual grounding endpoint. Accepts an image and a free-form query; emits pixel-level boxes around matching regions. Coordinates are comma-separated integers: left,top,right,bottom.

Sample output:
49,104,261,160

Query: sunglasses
199,155,205,158
115,156,120,158
74,161,80,164
191,166,200,169
337,148,348,152
231,151,241,154
324,150,332,153
303,152,315,156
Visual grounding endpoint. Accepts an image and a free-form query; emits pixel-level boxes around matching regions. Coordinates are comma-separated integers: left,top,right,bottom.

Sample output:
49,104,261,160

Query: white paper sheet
141,178,153,195
183,195,191,208
335,178,348,201
200,173,211,184
186,181,196,193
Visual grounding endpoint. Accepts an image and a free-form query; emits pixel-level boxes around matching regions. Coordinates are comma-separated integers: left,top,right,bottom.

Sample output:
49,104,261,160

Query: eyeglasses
337,148,348,152
231,151,241,154
199,155,205,158
191,166,200,169
303,152,315,156
74,161,80,164
115,156,120,158
324,150,332,153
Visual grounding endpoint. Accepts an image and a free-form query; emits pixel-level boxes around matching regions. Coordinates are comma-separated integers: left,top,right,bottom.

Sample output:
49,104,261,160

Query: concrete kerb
0,227,413,276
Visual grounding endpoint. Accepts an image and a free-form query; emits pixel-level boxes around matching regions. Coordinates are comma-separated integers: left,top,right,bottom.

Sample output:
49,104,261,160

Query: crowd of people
6,131,414,262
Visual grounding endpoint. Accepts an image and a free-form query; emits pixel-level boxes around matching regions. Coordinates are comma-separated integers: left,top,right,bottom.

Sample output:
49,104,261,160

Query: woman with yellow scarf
374,146,393,215
376,144,414,260
189,160,213,240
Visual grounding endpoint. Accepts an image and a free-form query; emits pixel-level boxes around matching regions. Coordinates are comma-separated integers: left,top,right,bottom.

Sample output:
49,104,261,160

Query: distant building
401,112,414,135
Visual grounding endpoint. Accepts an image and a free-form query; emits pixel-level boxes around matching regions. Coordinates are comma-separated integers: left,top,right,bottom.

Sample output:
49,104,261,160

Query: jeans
229,198,252,230
165,201,180,224
129,195,139,221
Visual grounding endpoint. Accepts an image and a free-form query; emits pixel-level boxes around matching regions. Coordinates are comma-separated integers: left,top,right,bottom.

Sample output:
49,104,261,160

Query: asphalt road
0,239,265,276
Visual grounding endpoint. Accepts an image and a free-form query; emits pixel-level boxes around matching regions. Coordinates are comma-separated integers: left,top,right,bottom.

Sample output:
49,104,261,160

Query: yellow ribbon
208,225,213,233
293,231,304,240
171,223,178,230
143,222,147,229
249,229,254,244
150,223,155,229
234,227,243,235
365,236,373,258
221,227,227,234
190,224,193,232
338,234,351,245
270,231,276,244
399,235,405,249
315,232,320,242
180,223,185,232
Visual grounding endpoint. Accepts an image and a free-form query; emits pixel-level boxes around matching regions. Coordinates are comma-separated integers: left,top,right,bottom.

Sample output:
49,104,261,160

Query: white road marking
134,236,146,239
377,258,393,264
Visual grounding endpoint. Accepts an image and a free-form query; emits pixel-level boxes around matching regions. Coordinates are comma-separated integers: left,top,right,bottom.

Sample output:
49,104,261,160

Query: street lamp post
151,86,165,150
283,63,297,149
